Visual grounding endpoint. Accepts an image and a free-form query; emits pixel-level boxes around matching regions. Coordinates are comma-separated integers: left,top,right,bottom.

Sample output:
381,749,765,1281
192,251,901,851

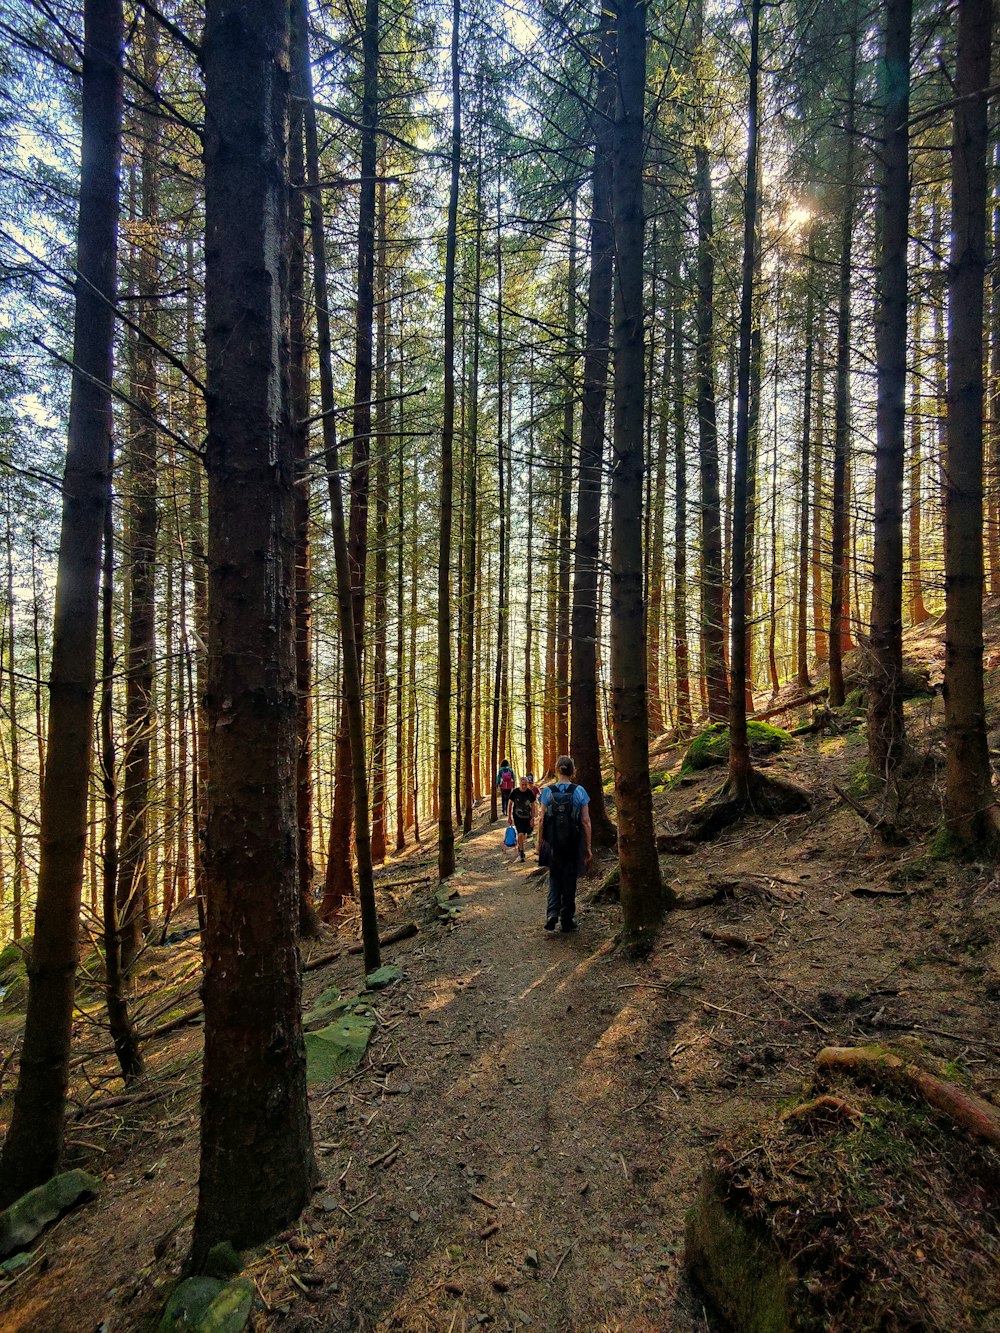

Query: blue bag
503,826,517,848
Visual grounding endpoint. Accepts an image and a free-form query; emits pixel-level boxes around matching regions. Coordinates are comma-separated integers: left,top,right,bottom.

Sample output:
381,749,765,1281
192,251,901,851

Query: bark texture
570,2,616,845
0,0,124,1207
193,0,314,1262
609,0,667,948
942,0,996,846
867,0,911,779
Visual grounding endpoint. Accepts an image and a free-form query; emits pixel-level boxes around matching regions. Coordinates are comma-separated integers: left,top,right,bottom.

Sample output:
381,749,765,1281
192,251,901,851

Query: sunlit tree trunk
727,0,761,799
796,229,816,690
695,122,727,720
117,8,160,970
672,300,691,731
570,2,615,842
437,0,460,878
99,506,142,1083
610,0,667,946
556,194,577,758
371,183,390,860
828,6,859,708
0,0,124,1209
867,0,911,779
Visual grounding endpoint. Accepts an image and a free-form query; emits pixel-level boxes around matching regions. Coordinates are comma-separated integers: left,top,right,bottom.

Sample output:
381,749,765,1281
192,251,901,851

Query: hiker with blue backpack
507,775,537,863
537,754,592,933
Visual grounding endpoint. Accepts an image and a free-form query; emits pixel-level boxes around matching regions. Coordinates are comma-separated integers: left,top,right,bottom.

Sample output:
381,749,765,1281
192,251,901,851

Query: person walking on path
537,754,592,932
496,759,515,817
507,775,537,863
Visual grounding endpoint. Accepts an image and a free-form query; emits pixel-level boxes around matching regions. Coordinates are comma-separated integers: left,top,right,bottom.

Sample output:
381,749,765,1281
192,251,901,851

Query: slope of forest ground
2,609,1000,1331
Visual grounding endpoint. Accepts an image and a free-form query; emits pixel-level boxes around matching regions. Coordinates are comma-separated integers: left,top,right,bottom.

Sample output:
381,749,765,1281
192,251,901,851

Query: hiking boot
519,850,525,862
561,919,577,933
544,916,557,931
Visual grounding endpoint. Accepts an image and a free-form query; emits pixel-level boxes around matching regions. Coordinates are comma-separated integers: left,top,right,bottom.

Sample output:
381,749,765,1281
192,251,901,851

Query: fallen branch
377,874,432,892
816,1044,1000,1149
303,948,343,972
750,688,828,722
700,927,752,951
140,1003,203,1042
832,783,900,842
347,921,418,954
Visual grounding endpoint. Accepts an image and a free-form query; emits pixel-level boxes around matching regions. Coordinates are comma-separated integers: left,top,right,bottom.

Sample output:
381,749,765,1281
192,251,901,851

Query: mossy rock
158,1276,254,1332
0,939,28,975
365,964,402,992
304,1009,376,1085
681,722,793,775
0,1169,101,1257
0,968,28,1014
685,1174,793,1333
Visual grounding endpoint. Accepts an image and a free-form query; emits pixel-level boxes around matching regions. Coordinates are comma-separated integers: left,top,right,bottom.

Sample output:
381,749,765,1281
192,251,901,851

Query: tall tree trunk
943,0,996,846
672,299,691,732
796,230,816,689
828,8,858,708
100,503,142,1083
116,8,160,971
371,183,390,860
570,1,615,843
646,313,668,737
289,7,320,933
524,375,535,778
694,127,727,720
437,0,460,878
867,0,911,779
295,0,381,961
811,328,828,663
610,0,667,948
727,0,761,799
989,142,1000,597
461,135,482,835
556,193,577,758
394,282,407,853
493,179,509,810
192,0,315,1263
908,291,930,625
4,495,27,942
325,0,379,908
0,0,124,1208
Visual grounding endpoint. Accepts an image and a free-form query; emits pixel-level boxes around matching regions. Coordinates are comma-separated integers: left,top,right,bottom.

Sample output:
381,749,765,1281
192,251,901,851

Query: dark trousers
501,789,512,815
547,859,578,928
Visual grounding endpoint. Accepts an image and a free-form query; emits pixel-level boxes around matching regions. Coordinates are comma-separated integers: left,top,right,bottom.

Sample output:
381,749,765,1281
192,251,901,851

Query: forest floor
3,611,1000,1331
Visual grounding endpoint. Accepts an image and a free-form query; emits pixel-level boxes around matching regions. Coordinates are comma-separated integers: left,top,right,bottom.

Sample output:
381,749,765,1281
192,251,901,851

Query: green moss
0,940,27,975
681,721,792,775
685,1175,794,1333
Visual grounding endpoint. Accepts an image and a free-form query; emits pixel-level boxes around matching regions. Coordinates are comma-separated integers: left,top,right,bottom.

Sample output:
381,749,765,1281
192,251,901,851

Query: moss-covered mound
685,1048,1000,1331
681,722,793,775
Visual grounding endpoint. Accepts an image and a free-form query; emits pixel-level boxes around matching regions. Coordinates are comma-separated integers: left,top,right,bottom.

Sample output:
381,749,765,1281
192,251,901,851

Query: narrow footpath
284,818,721,1332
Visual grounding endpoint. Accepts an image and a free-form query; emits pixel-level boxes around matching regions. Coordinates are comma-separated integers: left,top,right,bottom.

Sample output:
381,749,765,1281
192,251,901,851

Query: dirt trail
281,822,717,1333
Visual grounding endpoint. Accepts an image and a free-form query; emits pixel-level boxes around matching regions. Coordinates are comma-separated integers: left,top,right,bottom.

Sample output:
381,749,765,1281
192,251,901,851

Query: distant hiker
537,754,592,933
496,759,515,816
507,775,537,863
525,773,540,800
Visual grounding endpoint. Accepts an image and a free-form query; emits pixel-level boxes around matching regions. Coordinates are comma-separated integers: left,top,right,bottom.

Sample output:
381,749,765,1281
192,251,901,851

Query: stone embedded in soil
305,1010,376,1085
157,1276,254,1332
0,1169,101,1257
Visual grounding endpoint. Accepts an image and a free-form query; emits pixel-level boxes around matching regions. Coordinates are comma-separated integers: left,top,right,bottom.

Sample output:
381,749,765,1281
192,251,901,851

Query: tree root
815,1044,1000,1149
681,770,812,842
